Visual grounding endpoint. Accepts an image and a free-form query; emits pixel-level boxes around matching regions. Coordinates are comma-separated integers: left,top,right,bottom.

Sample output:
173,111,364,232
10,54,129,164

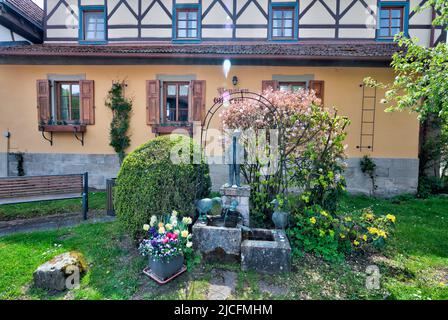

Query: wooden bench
0,173,89,220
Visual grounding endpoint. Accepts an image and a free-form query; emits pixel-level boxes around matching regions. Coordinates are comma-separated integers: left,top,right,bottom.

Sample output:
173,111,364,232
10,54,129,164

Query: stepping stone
33,251,88,291
207,270,237,300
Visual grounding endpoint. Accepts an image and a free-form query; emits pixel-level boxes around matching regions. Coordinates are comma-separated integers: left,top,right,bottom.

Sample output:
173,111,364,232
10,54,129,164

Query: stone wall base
3,153,418,196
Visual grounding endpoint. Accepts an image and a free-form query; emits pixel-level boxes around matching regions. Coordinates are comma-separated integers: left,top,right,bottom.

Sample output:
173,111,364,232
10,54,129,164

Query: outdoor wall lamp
232,76,238,86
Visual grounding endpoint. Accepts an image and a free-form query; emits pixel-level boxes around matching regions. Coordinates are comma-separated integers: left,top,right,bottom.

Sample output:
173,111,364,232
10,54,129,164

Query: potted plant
139,211,193,280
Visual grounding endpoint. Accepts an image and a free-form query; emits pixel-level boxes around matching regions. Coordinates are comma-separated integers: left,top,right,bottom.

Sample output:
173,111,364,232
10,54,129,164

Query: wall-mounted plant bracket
41,131,53,146
39,125,86,146
73,127,84,146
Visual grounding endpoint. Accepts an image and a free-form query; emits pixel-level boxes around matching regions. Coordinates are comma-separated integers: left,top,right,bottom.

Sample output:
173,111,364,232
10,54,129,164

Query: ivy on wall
105,81,132,163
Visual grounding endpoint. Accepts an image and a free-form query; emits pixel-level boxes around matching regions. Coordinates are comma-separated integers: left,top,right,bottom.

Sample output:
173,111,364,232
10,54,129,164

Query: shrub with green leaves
287,205,396,262
114,134,211,240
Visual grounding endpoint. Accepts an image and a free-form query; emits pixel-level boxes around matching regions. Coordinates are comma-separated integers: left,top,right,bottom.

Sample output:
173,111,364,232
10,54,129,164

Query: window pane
273,28,281,37
273,19,282,28
380,18,390,28
178,12,187,20
188,29,197,38
391,27,400,35
279,85,289,92
273,10,282,19
188,20,197,29
60,96,69,120
284,28,292,37
391,19,401,27
380,9,389,18
188,11,197,20
167,85,177,96
178,29,187,38
379,28,389,37
391,9,402,18
284,11,293,19
179,85,189,97
284,19,293,28
179,20,187,28
71,96,80,120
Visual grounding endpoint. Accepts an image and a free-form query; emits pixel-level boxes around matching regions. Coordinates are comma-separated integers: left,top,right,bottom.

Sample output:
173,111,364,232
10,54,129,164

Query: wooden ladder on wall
356,84,377,151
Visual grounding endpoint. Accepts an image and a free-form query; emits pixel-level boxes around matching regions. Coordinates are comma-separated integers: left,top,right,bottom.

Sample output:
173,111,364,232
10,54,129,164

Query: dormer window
173,5,201,42
79,6,107,44
377,2,409,41
269,3,298,41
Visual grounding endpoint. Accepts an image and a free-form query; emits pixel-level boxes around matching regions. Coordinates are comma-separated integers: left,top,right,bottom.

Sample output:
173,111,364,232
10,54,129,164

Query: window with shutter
262,80,279,91
190,80,205,123
309,80,325,105
36,79,51,124
80,80,95,125
146,80,160,125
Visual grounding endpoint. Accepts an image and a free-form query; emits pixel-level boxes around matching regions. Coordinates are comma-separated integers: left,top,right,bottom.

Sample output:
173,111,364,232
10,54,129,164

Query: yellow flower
321,211,329,217
377,230,387,238
143,224,150,231
344,216,352,222
339,233,346,239
309,217,317,224
365,213,374,220
182,217,193,225
362,234,368,241
319,229,325,237
353,240,360,246
181,230,189,238
165,223,173,231
368,227,379,235
158,222,164,228
386,214,396,223
158,227,165,234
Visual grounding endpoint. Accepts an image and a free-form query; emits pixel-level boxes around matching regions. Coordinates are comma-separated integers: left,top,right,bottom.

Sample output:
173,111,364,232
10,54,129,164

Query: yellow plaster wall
0,65,419,159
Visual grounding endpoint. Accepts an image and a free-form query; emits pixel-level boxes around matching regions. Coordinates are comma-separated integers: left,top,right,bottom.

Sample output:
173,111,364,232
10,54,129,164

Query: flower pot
149,255,184,280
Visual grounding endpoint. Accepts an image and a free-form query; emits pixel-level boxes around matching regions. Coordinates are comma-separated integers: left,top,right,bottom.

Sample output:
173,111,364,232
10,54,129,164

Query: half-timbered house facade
0,0,445,195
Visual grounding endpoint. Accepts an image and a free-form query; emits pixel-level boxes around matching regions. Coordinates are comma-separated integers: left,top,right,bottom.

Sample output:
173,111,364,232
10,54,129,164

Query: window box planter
149,255,184,281
39,124,87,133
152,124,192,135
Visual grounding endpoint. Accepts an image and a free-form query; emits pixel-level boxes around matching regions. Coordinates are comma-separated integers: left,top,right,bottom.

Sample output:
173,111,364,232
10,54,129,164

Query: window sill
78,40,108,45
152,124,192,135
39,124,87,133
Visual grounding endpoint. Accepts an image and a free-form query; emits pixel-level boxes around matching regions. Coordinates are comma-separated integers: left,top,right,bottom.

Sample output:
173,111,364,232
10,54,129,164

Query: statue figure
196,197,222,222
224,129,244,188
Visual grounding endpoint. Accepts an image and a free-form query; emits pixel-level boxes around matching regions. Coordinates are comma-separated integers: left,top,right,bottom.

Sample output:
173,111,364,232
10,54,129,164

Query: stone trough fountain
193,185,291,274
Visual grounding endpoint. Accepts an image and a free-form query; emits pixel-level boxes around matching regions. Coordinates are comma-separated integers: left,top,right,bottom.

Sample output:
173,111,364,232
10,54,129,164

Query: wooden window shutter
309,80,325,105
190,80,206,122
262,80,279,91
36,80,51,123
146,80,160,125
80,80,95,125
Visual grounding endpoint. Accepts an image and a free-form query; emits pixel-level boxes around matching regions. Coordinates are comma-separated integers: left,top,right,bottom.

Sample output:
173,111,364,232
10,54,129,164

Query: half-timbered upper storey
43,0,446,47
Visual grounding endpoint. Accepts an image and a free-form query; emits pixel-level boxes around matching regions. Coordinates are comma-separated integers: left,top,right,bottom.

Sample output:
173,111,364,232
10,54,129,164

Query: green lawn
0,194,447,300
0,192,107,221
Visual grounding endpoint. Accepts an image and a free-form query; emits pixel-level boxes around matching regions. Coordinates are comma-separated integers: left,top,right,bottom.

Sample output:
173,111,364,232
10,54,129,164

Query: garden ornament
270,199,289,229
221,199,241,227
224,129,244,188
195,197,222,222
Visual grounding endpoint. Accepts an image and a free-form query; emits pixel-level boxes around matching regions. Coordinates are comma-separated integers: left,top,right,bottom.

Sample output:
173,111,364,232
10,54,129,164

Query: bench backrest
0,174,85,199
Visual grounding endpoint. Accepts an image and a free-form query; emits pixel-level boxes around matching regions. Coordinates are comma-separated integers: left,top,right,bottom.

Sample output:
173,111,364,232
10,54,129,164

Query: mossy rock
114,134,211,240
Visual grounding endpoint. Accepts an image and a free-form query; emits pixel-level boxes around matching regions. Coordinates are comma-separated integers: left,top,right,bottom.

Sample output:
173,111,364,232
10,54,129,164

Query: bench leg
82,172,89,220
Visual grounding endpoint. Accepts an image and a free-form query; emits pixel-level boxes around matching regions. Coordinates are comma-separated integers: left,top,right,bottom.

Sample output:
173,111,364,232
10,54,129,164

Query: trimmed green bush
114,134,211,240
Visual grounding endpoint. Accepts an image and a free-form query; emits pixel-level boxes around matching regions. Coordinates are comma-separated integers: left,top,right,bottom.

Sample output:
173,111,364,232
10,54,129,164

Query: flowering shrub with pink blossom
220,88,349,224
